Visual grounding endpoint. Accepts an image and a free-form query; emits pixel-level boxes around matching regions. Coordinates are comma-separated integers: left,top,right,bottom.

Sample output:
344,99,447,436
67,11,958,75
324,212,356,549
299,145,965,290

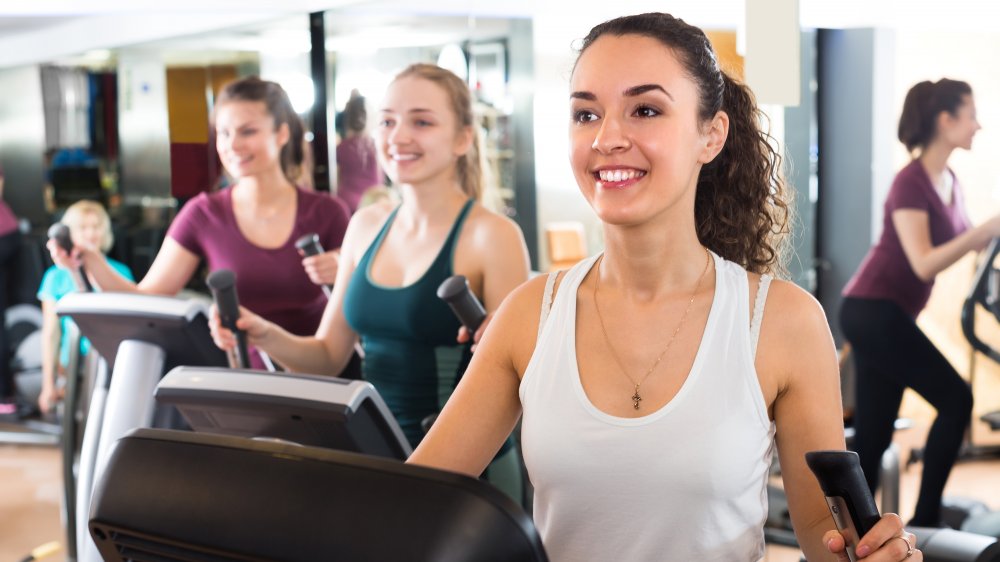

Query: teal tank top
344,200,484,447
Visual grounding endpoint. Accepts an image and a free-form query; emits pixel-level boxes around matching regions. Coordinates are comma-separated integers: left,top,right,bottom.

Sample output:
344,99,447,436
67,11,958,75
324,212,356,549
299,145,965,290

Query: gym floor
1,393,999,562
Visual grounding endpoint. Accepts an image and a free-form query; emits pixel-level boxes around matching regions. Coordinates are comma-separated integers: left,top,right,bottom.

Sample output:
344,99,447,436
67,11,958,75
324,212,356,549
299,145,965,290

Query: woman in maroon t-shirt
48,77,350,368
335,94,383,214
841,78,1000,527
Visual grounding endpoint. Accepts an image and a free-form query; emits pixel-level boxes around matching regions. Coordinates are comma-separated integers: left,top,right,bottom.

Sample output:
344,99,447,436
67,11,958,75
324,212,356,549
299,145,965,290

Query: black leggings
840,297,973,526
0,229,20,399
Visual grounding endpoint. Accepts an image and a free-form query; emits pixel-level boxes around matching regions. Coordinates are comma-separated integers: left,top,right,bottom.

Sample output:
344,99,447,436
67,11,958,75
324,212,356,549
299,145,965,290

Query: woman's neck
600,219,707,302
396,178,468,228
233,170,295,207
919,141,954,180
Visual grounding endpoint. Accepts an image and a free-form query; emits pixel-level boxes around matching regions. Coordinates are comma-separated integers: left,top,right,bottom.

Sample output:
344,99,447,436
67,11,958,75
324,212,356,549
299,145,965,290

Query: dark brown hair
898,78,973,153
343,95,367,134
577,13,790,275
214,76,306,184
392,63,483,201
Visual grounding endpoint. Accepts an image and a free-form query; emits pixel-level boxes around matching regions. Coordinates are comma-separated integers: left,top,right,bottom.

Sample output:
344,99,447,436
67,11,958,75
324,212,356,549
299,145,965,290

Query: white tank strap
538,272,559,341
750,274,773,358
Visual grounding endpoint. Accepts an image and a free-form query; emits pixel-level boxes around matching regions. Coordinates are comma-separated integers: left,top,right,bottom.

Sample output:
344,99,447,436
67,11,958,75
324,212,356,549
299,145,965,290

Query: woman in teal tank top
342,199,475,446
211,64,531,503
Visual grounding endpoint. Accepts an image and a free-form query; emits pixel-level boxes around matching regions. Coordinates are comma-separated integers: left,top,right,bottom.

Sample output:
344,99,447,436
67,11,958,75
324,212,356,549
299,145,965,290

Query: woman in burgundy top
48,77,350,368
841,78,1000,526
335,94,383,214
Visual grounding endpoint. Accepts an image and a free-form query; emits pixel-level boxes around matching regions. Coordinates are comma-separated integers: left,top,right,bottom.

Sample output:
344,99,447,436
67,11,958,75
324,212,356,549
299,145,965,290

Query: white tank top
519,253,776,562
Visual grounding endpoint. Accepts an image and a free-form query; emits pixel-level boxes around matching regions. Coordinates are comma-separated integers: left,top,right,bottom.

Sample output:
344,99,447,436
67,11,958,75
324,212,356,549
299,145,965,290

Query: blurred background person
0,164,21,416
336,92,383,213
36,200,133,414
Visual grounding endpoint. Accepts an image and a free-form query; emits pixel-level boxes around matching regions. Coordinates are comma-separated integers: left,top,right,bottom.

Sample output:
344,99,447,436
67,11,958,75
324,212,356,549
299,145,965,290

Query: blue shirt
37,259,134,366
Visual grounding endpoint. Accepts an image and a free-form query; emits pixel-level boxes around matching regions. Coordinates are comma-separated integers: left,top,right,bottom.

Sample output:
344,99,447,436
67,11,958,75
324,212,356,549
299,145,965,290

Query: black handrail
960,238,1000,364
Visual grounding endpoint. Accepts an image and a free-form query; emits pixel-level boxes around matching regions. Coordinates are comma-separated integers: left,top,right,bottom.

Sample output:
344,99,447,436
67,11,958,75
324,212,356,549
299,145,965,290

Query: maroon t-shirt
336,135,382,213
168,186,350,342
843,159,972,318
0,200,17,236
0,165,12,236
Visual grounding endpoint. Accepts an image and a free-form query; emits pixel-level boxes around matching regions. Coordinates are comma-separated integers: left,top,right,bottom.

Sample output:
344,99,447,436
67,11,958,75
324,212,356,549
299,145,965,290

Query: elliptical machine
57,290,227,562
927,236,1000,537
86,271,543,561
960,237,1000,459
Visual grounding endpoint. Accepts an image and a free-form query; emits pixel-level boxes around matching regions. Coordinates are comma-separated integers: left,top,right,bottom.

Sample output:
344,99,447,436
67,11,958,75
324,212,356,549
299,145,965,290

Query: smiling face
214,100,289,180
939,94,981,151
375,75,472,188
569,34,727,227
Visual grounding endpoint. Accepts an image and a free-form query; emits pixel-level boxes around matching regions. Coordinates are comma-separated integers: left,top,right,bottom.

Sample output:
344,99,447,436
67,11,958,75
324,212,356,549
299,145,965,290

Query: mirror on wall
323,11,530,220
0,9,539,273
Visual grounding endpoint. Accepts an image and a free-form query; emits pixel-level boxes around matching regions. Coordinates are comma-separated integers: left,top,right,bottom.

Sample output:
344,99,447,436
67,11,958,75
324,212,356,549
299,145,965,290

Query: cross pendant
631,387,642,410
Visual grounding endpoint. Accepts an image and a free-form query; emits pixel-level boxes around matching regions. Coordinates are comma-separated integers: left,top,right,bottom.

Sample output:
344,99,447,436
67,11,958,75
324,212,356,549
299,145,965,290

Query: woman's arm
457,210,531,346
38,300,61,413
49,237,199,295
262,242,359,374
214,208,379,375
894,209,1000,282
476,214,531,312
133,239,202,293
762,281,912,561
761,281,844,561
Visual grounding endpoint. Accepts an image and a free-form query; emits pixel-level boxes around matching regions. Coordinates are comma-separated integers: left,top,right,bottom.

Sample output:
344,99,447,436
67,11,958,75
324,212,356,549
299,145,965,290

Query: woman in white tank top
410,12,918,562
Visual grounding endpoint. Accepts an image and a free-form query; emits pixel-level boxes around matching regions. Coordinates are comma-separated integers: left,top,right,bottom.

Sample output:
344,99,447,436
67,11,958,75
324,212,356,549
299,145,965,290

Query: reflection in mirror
40,64,113,212
323,10,536,260
119,14,312,205
0,10,538,269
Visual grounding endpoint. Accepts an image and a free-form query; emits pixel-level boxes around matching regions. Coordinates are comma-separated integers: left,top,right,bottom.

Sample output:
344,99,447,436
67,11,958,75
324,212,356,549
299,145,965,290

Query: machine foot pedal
981,410,1000,431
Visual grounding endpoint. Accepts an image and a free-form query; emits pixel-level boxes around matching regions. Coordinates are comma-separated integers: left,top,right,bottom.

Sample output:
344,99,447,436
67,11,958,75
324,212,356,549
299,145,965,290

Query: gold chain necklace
592,249,711,410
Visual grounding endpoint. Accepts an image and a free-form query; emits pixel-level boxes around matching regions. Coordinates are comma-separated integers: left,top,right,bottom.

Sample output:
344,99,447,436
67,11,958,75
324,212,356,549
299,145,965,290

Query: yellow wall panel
705,30,745,82
166,67,209,144
209,65,238,100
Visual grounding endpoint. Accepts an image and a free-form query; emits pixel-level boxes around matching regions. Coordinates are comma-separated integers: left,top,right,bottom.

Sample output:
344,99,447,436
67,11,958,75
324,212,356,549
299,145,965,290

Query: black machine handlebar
48,223,94,293
961,237,1000,364
806,450,881,562
295,233,333,298
206,269,251,369
437,275,487,334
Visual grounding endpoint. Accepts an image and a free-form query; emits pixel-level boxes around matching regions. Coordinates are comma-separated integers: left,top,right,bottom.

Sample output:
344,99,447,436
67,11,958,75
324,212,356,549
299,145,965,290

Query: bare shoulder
755,276,837,393
758,278,831,343
463,203,526,244
498,273,551,320
490,271,564,375
343,201,395,251
351,199,396,231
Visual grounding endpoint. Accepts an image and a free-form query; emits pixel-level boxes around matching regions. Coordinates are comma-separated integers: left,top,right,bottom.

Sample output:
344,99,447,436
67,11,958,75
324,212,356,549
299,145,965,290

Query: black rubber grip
48,223,94,292
295,233,323,257
48,223,73,253
207,269,250,369
295,233,333,296
806,450,881,557
437,275,486,333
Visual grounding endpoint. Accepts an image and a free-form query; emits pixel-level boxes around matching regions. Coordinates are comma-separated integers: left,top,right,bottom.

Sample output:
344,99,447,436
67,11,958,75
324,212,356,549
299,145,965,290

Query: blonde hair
62,200,114,254
392,63,483,201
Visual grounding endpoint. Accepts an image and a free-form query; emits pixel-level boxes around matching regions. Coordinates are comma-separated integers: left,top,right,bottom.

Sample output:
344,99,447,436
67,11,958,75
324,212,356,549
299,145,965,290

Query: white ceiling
0,0,993,69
